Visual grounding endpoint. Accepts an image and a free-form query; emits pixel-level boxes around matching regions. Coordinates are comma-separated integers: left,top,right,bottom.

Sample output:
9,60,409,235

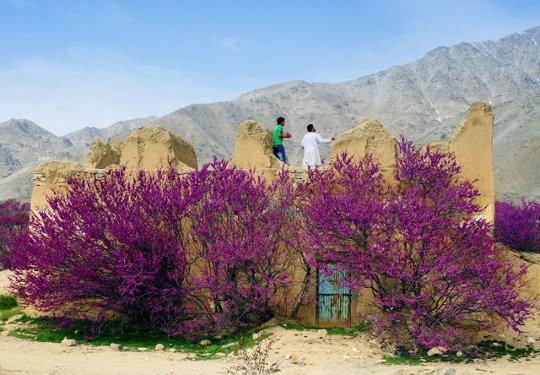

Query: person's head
307,124,315,132
277,117,285,126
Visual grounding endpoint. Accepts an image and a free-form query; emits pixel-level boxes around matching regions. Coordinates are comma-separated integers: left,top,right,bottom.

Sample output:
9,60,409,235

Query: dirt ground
1,268,539,375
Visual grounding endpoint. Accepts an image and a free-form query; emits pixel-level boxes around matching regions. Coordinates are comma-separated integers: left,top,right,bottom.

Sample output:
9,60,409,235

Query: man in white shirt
301,124,336,168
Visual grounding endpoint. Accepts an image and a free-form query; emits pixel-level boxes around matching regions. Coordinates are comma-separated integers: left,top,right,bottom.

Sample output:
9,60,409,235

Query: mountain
0,26,538,203
492,96,540,202
148,26,539,169
0,116,157,202
65,116,158,146
0,119,73,179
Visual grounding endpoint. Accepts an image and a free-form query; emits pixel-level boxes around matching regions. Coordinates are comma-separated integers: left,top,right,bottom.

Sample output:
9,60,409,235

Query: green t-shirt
273,125,284,145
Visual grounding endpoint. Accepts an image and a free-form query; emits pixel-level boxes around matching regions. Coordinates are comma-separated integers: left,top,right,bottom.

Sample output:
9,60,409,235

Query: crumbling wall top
229,120,284,169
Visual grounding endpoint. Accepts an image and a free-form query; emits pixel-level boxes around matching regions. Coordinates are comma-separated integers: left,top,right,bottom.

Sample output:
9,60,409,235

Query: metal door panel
317,264,351,327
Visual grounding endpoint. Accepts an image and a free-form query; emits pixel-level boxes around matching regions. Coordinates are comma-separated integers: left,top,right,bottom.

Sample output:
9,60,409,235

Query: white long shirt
301,132,333,168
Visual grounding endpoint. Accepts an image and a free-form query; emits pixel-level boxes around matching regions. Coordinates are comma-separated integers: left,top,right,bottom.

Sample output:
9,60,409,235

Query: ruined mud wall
29,104,496,327
229,103,495,326
428,102,495,221
31,125,197,210
230,102,494,222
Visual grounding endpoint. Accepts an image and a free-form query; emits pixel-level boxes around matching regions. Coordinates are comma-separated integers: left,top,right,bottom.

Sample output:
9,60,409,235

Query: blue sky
1,0,539,135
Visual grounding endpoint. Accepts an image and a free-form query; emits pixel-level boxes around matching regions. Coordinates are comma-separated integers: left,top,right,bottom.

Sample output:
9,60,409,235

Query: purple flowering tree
9,159,298,337
181,159,297,336
9,168,191,334
0,199,30,269
495,199,540,253
298,140,533,352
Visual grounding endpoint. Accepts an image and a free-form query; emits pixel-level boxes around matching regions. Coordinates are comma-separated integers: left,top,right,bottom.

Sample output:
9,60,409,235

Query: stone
440,368,456,375
527,337,536,343
155,343,165,351
169,348,176,353
252,332,264,340
214,352,226,357
284,354,292,360
137,347,148,352
199,339,211,346
222,342,239,348
61,337,77,347
456,351,463,357
317,329,328,337
427,346,445,356
351,347,360,352
110,343,123,350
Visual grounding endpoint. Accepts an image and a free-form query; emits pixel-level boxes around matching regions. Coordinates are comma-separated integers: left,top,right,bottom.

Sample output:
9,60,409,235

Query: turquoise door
317,265,351,327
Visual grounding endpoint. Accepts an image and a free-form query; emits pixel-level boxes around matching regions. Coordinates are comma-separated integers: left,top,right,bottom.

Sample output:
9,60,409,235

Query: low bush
495,199,540,253
9,167,191,335
0,295,18,310
0,199,30,269
9,159,296,337
181,159,296,336
297,140,534,352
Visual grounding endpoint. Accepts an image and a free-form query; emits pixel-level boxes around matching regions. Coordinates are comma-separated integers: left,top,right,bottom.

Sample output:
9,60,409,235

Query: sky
0,0,539,135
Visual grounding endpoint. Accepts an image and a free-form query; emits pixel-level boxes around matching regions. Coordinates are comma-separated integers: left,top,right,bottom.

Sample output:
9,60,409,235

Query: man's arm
278,131,291,139
316,134,334,144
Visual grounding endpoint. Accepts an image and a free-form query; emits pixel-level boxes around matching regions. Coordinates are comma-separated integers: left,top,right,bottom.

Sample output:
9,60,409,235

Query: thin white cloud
0,50,246,135
213,37,241,52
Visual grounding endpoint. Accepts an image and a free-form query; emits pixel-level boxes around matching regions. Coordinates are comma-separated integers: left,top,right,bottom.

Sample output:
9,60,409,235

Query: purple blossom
495,199,540,253
0,199,30,269
297,139,534,352
8,159,298,337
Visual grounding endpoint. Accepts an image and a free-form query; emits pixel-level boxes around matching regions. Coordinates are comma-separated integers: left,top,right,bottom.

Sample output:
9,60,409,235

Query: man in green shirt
273,116,291,164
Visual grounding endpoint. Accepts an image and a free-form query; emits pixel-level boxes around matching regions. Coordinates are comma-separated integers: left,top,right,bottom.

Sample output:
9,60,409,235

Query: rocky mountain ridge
0,26,538,202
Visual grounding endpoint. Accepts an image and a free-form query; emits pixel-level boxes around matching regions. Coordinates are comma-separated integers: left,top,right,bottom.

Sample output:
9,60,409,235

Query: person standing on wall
301,123,335,168
273,116,291,164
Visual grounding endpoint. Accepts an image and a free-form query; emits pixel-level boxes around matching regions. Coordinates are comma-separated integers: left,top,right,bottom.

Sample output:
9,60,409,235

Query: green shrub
0,295,18,310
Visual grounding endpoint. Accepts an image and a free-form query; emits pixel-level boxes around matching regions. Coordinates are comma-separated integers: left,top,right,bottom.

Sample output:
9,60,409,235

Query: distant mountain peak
1,27,539,203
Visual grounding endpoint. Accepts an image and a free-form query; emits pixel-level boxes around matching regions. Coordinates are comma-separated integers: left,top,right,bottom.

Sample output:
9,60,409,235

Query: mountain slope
149,26,540,167
0,116,157,202
492,96,540,202
0,26,538,202
0,119,73,179
65,116,158,146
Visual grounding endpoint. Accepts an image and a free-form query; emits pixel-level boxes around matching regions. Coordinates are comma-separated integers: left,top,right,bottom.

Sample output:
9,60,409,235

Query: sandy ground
1,269,539,375
0,325,539,375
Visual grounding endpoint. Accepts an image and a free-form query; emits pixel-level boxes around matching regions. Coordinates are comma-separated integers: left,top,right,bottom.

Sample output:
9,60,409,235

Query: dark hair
307,124,314,132
277,117,285,125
